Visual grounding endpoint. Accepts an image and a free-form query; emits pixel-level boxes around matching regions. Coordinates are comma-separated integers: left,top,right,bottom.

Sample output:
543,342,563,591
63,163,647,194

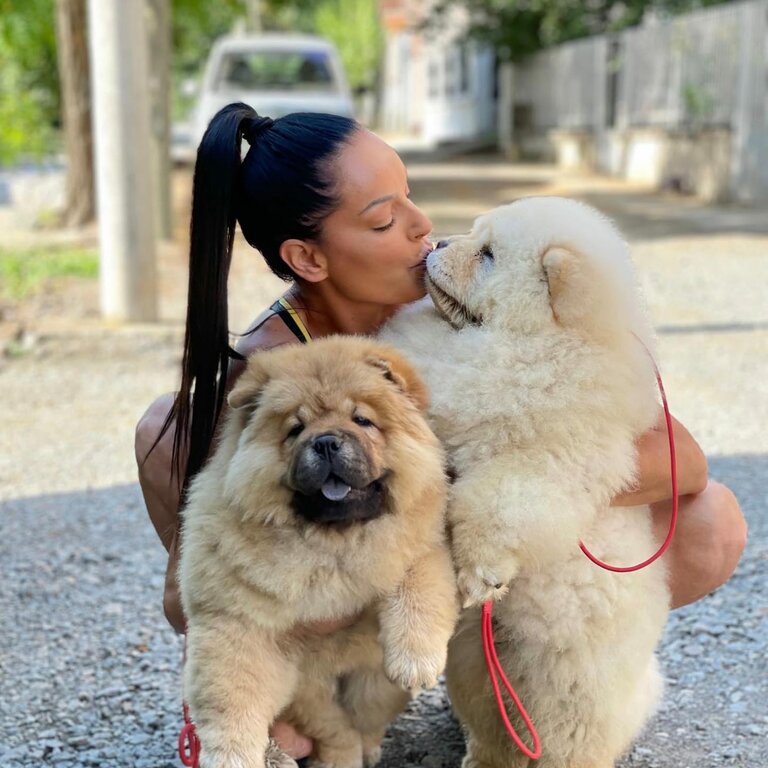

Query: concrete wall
508,0,768,202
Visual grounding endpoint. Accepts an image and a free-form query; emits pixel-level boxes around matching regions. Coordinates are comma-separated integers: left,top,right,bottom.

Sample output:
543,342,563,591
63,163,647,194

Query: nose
312,434,341,460
408,201,433,240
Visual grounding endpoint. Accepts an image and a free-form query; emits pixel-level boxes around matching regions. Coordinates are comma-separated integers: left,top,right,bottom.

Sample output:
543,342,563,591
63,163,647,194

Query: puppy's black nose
435,239,450,250
312,434,341,460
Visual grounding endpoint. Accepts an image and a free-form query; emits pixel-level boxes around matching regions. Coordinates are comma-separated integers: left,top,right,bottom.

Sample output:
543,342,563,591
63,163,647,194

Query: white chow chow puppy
380,197,671,768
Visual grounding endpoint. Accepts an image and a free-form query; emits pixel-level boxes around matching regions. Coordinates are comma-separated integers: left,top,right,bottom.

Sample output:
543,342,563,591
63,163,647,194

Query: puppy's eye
286,422,304,439
479,246,494,261
352,415,375,428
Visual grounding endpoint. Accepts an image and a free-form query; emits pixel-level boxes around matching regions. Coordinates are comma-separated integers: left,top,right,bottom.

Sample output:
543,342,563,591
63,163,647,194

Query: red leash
178,636,201,768
481,601,542,759
483,336,678,758
179,701,201,767
579,338,679,573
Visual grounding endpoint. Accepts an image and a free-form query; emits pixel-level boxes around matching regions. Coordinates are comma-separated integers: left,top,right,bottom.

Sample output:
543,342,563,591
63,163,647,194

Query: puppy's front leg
185,618,299,768
379,546,459,691
450,459,592,608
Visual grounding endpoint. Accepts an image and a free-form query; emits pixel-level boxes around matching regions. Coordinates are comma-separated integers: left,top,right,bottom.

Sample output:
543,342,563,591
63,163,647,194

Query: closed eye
479,246,494,261
286,422,304,439
353,415,376,428
373,220,395,232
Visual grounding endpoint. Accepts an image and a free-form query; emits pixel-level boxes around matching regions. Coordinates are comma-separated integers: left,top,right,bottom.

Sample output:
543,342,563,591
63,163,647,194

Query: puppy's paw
384,645,446,692
456,558,520,609
266,738,300,768
362,744,382,768
200,747,250,768
198,733,273,768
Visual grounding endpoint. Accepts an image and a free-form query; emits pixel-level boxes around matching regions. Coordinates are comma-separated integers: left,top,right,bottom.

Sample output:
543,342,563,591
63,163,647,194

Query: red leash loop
179,636,201,768
178,702,201,767
481,601,542,760
579,338,678,573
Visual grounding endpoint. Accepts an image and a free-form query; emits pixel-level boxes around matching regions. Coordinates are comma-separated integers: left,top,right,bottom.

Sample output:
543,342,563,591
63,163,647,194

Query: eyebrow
358,194,396,216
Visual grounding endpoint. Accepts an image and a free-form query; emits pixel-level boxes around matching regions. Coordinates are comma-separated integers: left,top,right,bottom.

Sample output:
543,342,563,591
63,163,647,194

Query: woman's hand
611,409,708,507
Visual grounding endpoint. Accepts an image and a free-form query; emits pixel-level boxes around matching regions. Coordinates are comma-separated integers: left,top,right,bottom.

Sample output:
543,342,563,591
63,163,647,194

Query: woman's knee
704,480,748,576
665,480,747,607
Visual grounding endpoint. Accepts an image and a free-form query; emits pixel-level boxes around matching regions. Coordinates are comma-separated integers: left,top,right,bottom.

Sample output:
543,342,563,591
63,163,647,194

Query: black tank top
269,297,312,344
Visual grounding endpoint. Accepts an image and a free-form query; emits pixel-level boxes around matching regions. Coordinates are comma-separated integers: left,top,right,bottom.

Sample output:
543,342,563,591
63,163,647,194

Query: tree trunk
54,0,95,228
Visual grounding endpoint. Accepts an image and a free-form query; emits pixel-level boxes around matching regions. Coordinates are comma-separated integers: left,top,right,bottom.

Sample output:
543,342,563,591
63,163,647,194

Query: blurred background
1,0,767,329
1,2,767,767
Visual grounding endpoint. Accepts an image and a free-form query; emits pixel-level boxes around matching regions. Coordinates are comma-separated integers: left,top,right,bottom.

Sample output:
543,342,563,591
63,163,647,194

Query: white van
191,34,355,148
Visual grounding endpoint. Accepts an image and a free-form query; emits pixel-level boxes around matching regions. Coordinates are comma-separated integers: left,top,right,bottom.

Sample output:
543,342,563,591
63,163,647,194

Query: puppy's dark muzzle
290,432,388,527
292,432,371,494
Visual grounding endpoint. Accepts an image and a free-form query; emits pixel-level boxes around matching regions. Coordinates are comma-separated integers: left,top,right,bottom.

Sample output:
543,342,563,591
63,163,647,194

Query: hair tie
244,115,274,144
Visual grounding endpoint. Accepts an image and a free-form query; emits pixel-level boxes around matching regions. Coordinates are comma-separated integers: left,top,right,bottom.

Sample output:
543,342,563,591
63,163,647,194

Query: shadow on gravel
708,453,768,540
1,452,764,767
0,483,465,767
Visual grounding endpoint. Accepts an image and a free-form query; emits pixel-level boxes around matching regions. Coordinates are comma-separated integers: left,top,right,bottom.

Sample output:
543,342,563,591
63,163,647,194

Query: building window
459,44,471,94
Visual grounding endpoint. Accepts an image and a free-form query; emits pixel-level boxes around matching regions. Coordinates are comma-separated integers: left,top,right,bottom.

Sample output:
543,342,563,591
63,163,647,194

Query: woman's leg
653,480,747,609
134,393,187,632
135,393,180,552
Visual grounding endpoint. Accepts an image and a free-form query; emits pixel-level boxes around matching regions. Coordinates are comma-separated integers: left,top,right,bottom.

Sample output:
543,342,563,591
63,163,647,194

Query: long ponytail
168,103,255,500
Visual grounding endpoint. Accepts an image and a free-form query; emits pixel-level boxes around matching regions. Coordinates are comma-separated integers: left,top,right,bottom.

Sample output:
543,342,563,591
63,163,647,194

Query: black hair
158,102,358,505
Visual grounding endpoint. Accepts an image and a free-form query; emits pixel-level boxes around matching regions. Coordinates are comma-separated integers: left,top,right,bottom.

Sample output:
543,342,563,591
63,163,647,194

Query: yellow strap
277,297,312,343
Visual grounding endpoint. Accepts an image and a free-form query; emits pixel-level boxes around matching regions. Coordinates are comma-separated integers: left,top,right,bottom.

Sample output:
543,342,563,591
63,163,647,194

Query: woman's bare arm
611,409,708,507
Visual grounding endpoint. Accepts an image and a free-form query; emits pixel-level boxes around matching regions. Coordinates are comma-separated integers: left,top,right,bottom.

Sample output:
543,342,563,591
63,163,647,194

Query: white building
378,0,496,146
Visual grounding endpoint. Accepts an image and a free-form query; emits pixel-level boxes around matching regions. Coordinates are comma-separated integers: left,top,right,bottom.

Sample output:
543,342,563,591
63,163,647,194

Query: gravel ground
1,160,766,767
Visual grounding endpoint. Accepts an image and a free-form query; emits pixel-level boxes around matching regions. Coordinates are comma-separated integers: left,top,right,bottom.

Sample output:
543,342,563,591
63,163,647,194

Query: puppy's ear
542,247,575,306
366,349,430,411
542,246,589,327
542,244,633,341
227,361,270,411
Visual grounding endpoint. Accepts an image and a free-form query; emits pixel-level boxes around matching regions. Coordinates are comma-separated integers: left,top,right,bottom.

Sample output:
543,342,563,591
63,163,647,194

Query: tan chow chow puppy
178,337,459,768
380,197,670,768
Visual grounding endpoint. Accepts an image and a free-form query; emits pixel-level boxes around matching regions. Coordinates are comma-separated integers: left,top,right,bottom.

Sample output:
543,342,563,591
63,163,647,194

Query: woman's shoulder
226,301,305,389
235,311,301,358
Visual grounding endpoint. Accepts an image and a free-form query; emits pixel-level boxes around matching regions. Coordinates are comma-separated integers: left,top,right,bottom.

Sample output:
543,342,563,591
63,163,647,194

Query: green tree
0,0,59,163
313,0,383,91
0,0,384,163
428,0,731,62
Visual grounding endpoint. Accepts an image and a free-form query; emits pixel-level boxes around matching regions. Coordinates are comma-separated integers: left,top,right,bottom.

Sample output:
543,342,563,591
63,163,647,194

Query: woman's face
314,129,434,306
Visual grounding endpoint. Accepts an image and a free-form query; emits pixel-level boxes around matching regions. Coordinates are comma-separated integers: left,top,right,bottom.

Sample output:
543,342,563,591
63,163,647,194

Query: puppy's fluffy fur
381,197,670,768
178,337,458,768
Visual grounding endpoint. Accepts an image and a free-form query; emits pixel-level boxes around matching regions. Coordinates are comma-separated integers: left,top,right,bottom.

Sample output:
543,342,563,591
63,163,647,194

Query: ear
227,360,270,411
279,239,328,283
542,244,632,341
366,349,430,411
542,247,575,306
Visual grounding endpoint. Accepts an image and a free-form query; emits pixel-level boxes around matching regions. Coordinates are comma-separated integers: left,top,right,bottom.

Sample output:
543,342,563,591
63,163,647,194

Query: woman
135,103,746,759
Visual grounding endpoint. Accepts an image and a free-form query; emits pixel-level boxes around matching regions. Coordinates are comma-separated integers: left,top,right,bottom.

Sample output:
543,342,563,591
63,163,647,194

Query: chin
404,277,429,303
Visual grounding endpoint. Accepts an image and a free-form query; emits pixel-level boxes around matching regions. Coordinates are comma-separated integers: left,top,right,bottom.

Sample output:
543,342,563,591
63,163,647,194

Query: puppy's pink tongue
321,477,351,501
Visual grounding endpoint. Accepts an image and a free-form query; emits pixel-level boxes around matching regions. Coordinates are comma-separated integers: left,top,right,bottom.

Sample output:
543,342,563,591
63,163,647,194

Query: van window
215,50,336,92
